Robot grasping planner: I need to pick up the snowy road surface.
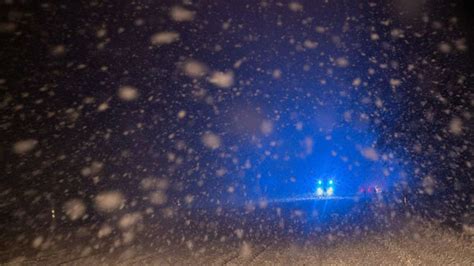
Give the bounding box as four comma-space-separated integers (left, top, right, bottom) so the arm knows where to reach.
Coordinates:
4, 224, 473, 265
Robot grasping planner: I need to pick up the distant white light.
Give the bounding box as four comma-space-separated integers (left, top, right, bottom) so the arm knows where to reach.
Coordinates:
316, 187, 324, 197
326, 187, 334, 196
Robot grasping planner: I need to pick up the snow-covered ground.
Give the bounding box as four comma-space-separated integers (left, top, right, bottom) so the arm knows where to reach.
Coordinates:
4, 222, 472, 265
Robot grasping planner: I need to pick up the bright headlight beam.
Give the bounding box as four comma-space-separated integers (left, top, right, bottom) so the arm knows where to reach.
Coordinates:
326, 187, 334, 196
316, 187, 324, 196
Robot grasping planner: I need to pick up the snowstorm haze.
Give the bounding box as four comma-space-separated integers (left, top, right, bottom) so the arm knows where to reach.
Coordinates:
0, 0, 472, 265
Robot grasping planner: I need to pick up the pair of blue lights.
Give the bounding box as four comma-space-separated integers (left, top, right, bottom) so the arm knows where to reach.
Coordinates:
316, 179, 334, 197
317, 179, 333, 185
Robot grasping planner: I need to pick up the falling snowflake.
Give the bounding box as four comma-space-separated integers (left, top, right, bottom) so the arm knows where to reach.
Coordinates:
150, 31, 180, 45
12, 139, 38, 154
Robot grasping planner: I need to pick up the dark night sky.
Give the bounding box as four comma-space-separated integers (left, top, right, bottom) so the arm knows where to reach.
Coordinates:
0, 0, 472, 229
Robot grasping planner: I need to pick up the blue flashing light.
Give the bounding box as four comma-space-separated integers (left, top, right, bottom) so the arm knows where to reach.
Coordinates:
317, 180, 323, 186
328, 180, 334, 185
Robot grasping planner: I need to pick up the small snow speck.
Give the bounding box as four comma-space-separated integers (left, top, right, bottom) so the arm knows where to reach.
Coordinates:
150, 31, 180, 45
361, 148, 379, 161
390, 78, 401, 87
118, 212, 142, 230
63, 199, 86, 221
288, 2, 303, 12
449, 118, 463, 135
149, 191, 168, 206
260, 120, 273, 135
13, 139, 38, 154
118, 85, 139, 101
182, 60, 207, 78
352, 78, 362, 87
438, 42, 452, 53
335, 57, 349, 67
303, 40, 318, 49
202, 132, 221, 149
239, 241, 253, 258
209, 71, 234, 88
95, 191, 125, 213
170, 6, 195, 22
97, 102, 109, 112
